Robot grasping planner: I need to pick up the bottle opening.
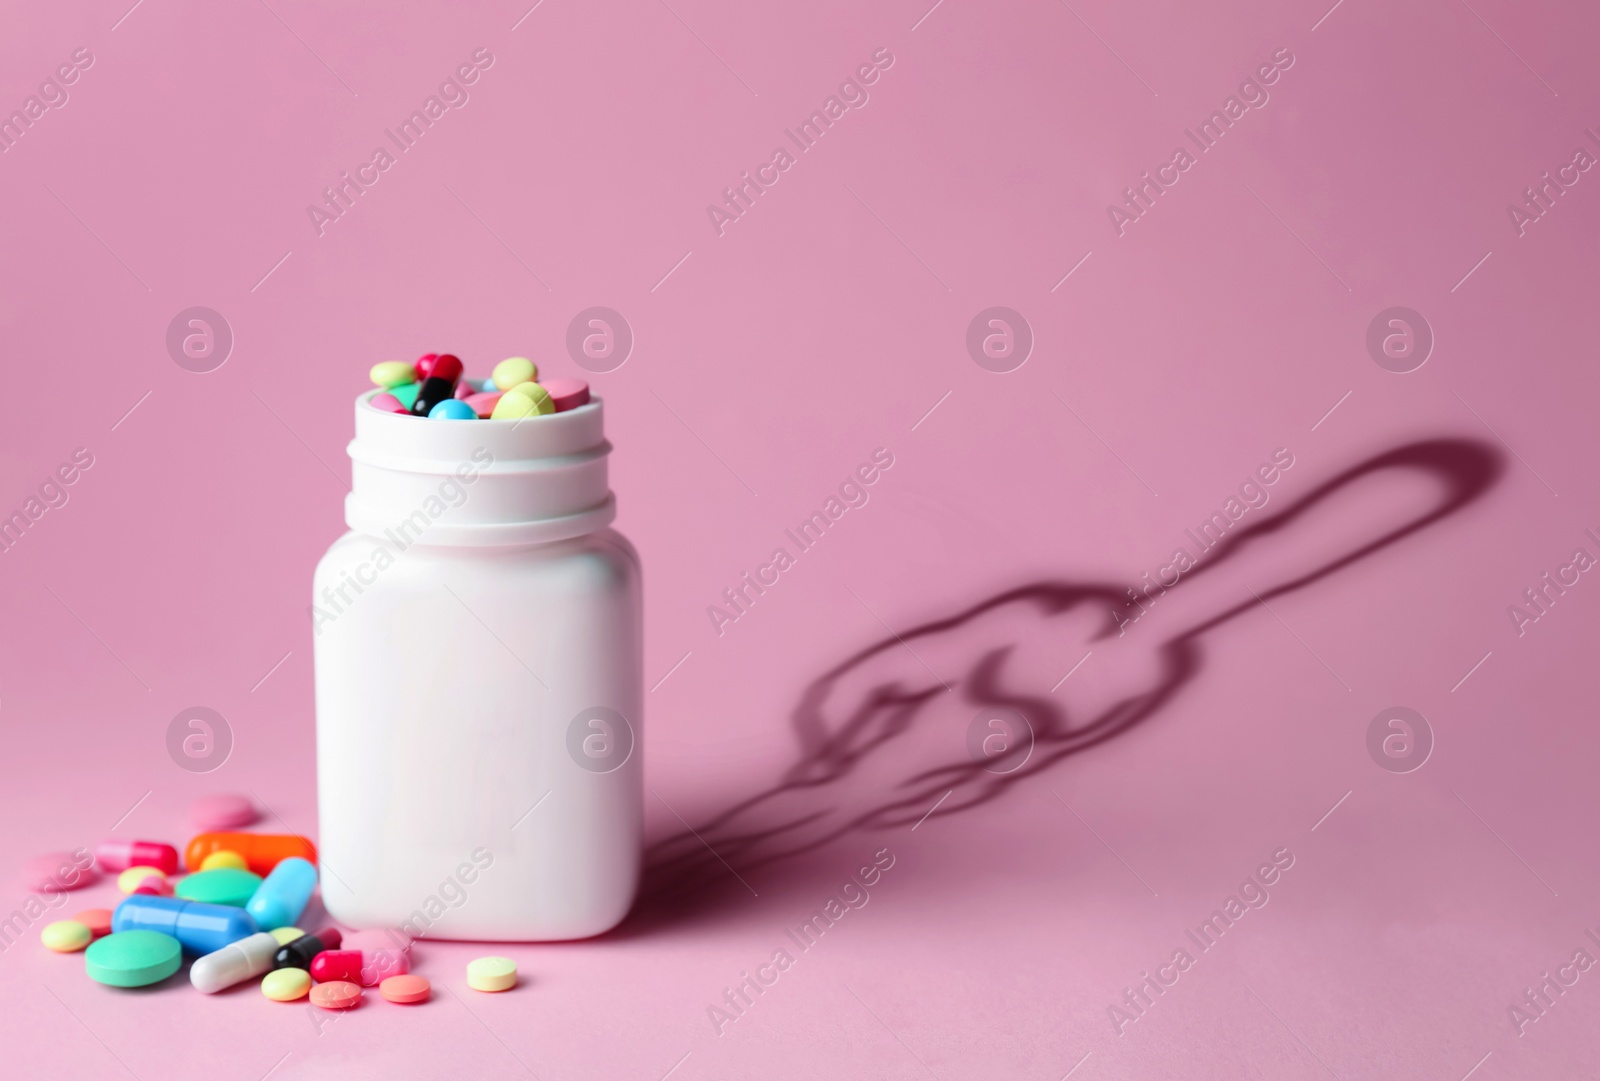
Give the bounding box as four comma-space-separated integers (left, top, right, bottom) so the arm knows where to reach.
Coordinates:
343, 390, 615, 547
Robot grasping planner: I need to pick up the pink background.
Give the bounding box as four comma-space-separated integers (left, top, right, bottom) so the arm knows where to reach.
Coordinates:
3, 0, 1599, 1077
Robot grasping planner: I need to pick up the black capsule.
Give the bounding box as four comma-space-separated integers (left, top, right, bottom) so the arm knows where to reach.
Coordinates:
273, 926, 342, 970
410, 354, 463, 416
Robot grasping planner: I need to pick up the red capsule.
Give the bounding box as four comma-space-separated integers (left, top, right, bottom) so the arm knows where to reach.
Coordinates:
311, 949, 364, 984
95, 840, 179, 875
409, 354, 464, 416
427, 354, 462, 384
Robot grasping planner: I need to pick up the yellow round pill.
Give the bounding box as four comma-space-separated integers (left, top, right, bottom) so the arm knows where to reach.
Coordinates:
262, 967, 312, 1002
269, 926, 305, 946
492, 357, 537, 391
490, 388, 551, 420
117, 867, 164, 894
199, 850, 248, 872
41, 920, 92, 952
370, 360, 416, 388
466, 956, 517, 993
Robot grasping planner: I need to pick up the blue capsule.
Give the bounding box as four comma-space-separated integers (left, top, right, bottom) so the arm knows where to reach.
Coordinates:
245, 856, 317, 931
111, 895, 257, 955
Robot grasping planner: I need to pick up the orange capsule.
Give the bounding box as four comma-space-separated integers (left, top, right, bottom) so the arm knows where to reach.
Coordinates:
186, 832, 317, 876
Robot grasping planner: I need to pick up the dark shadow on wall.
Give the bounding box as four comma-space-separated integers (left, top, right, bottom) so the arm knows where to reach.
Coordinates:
619, 438, 1504, 935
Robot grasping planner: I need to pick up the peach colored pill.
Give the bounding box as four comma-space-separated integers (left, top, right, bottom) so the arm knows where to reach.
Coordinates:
309, 980, 362, 1009
379, 974, 431, 1004
118, 867, 165, 894
73, 909, 113, 938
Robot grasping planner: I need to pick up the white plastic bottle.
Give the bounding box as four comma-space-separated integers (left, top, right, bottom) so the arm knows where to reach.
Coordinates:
312, 389, 641, 941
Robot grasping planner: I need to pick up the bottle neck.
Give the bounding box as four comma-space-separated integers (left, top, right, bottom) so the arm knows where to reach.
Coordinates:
344, 392, 615, 548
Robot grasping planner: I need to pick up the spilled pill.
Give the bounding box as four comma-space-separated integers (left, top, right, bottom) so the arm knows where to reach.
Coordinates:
41, 920, 92, 952
466, 956, 517, 992
309, 980, 362, 1010
380, 974, 431, 1004
24, 852, 95, 892
112, 895, 259, 955
117, 867, 165, 894
245, 856, 316, 931
310, 949, 362, 984
96, 840, 179, 876
175, 868, 262, 908
274, 926, 342, 970
190, 931, 280, 993
73, 909, 113, 939
199, 851, 248, 872
85, 930, 182, 988
262, 967, 312, 1001
189, 794, 259, 832
186, 832, 317, 877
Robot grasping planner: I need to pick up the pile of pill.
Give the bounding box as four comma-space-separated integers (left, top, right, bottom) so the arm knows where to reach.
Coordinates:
30, 795, 520, 1009
368, 353, 591, 420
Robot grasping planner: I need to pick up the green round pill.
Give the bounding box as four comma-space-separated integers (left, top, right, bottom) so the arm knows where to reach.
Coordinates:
174, 868, 262, 907
85, 931, 182, 988
391, 383, 420, 409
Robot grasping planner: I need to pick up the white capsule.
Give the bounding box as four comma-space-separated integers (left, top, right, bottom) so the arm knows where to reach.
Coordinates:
190, 932, 280, 993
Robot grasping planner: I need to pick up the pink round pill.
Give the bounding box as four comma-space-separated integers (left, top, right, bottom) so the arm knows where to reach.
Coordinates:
22, 852, 95, 892
464, 392, 503, 418
542, 377, 590, 412
369, 392, 408, 415
188, 794, 259, 833
453, 379, 477, 400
